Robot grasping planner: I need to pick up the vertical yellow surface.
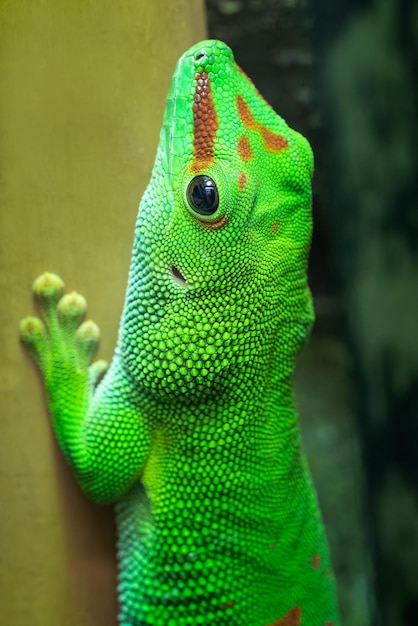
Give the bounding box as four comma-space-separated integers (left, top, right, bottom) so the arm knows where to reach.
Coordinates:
0, 2, 206, 625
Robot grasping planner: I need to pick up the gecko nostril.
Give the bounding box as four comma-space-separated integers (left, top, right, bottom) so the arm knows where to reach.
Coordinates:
194, 52, 207, 61
171, 265, 187, 285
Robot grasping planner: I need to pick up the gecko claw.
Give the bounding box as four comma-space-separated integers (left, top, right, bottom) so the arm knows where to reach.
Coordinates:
33, 272, 65, 307
20, 273, 105, 382
89, 359, 109, 386
19, 315, 48, 367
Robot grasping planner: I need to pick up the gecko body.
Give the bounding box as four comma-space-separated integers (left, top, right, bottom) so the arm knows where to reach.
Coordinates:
20, 40, 340, 625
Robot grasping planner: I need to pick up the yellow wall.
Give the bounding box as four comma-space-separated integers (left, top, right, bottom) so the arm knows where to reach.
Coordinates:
0, 2, 206, 624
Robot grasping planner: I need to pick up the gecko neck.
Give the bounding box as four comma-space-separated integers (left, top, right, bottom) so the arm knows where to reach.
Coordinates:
116, 350, 324, 624
142, 356, 303, 499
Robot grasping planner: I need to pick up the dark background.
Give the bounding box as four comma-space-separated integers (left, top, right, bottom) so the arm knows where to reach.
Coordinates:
206, 1, 418, 625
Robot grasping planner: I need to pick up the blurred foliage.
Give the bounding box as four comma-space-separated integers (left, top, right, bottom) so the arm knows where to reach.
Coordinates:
314, 0, 418, 624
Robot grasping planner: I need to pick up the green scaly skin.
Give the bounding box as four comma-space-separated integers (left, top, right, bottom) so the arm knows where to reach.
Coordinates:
20, 40, 340, 625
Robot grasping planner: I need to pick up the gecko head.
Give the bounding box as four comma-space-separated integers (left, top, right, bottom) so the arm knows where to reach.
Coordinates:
121, 40, 314, 398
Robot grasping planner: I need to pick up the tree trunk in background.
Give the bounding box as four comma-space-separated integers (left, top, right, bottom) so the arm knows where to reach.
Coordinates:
312, 0, 418, 624
0, 2, 206, 625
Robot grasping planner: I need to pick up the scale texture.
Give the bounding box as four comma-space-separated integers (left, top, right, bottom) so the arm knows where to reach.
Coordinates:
20, 40, 340, 625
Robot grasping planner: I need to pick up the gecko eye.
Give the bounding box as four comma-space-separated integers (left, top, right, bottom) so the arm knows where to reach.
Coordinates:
186, 176, 219, 216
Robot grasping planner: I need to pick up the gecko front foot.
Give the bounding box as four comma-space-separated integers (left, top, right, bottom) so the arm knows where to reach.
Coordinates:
20, 272, 108, 390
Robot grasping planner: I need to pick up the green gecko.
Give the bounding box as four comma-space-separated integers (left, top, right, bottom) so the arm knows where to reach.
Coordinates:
20, 40, 340, 625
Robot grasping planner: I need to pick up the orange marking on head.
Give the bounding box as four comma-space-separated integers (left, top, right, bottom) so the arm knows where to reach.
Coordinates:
237, 65, 274, 110
238, 172, 247, 191
237, 94, 256, 128
237, 135, 253, 161
190, 71, 218, 173
311, 553, 321, 570
236, 94, 288, 153
237, 65, 254, 85
266, 606, 302, 626
261, 127, 288, 152
271, 220, 280, 233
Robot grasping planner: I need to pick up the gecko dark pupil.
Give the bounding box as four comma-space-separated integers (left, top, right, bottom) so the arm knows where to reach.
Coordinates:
187, 175, 219, 216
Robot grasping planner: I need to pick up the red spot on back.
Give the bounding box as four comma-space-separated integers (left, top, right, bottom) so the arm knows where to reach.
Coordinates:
217, 599, 235, 611
190, 71, 218, 173
266, 606, 302, 626
271, 220, 280, 233
324, 622, 335, 626
236, 94, 288, 153
326, 568, 334, 580
311, 553, 321, 570
237, 135, 253, 161
238, 172, 247, 190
